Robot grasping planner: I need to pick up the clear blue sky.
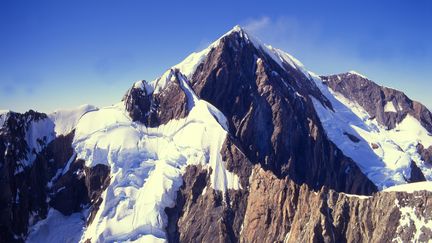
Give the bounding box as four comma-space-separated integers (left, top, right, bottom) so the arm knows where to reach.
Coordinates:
1, 0, 431, 112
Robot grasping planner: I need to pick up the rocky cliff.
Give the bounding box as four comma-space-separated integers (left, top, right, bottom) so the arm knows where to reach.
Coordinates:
0, 26, 431, 243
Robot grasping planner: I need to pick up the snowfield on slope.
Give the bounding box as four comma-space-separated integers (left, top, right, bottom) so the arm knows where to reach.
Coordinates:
308, 71, 432, 189
72, 74, 240, 242
383, 181, 432, 193
49, 104, 98, 136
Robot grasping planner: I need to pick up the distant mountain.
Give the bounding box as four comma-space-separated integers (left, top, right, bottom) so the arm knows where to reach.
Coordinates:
1, 26, 431, 243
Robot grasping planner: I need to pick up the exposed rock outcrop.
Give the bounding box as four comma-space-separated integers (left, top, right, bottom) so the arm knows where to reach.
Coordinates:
0, 111, 54, 241
321, 72, 432, 133
417, 143, 432, 166
189, 29, 376, 195
240, 167, 432, 243
123, 70, 190, 127
166, 164, 248, 243
0, 111, 111, 242
2, 26, 432, 243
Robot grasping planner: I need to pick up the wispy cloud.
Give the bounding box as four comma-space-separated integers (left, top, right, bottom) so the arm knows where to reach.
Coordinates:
243, 16, 271, 34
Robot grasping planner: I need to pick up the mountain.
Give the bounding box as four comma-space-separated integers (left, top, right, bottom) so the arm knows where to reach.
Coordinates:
0, 26, 431, 243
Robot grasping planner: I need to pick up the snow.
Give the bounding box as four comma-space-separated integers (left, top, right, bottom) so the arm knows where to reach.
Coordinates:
309, 72, 432, 189
151, 25, 312, 95
0, 110, 9, 128
393, 198, 432, 242
133, 80, 154, 94
383, 181, 432, 193
172, 47, 212, 79
20, 118, 56, 168
283, 231, 291, 243
151, 70, 174, 94
73, 72, 240, 242
49, 104, 98, 136
243, 31, 311, 79
384, 101, 397, 113
348, 70, 368, 79
27, 208, 86, 243
343, 193, 371, 200
61, 152, 77, 176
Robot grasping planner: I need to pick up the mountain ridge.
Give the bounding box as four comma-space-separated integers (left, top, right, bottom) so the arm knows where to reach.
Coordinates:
0, 25, 431, 242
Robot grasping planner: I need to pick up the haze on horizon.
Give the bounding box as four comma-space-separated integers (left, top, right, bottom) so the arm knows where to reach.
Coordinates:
1, 0, 431, 113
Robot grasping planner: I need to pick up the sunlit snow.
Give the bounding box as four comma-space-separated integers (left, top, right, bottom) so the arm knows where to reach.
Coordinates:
49, 104, 98, 136
73, 73, 240, 242
309, 71, 432, 189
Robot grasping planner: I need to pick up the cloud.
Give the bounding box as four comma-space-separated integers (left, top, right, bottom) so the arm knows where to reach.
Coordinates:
243, 16, 271, 34
241, 16, 322, 51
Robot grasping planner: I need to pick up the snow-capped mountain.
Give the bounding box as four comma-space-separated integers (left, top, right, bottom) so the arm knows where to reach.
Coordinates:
0, 26, 431, 243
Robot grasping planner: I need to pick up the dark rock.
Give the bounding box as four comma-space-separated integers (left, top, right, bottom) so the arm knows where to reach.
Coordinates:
321, 72, 432, 133
123, 70, 190, 127
166, 165, 248, 243
0, 111, 53, 241
49, 159, 88, 215
371, 143, 380, 149
408, 161, 426, 183
189, 29, 376, 195
343, 132, 361, 143
122, 80, 154, 124
417, 143, 432, 166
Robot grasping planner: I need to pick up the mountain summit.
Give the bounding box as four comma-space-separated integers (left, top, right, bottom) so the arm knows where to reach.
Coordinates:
1, 26, 431, 243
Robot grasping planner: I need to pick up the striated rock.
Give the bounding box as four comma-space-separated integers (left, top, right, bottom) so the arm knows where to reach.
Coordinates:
240, 167, 432, 243
166, 165, 248, 243
3, 26, 432, 242
189, 29, 376, 195
321, 72, 432, 133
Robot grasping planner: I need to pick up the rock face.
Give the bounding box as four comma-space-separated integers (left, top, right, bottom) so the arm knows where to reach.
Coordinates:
123, 70, 190, 127
189, 29, 376, 195
163, 29, 431, 243
1, 26, 432, 242
417, 143, 432, 166
321, 72, 432, 133
0, 111, 110, 242
240, 167, 432, 243
0, 111, 53, 241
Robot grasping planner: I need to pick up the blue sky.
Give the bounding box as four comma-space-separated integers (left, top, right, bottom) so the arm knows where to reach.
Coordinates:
1, 0, 431, 112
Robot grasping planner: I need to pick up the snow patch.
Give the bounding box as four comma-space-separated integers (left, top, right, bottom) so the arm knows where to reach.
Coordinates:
19, 118, 56, 169
393, 198, 432, 242
383, 181, 432, 193
348, 70, 368, 79
343, 193, 371, 200
27, 209, 86, 243
133, 80, 154, 94
0, 111, 9, 128
384, 101, 397, 113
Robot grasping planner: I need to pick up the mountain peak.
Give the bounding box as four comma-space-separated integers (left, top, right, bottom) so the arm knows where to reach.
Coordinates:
347, 70, 368, 79
220, 24, 251, 42
231, 24, 244, 33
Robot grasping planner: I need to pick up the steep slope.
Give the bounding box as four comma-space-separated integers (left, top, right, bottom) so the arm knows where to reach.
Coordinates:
0, 26, 431, 243
123, 26, 432, 242
311, 72, 432, 187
